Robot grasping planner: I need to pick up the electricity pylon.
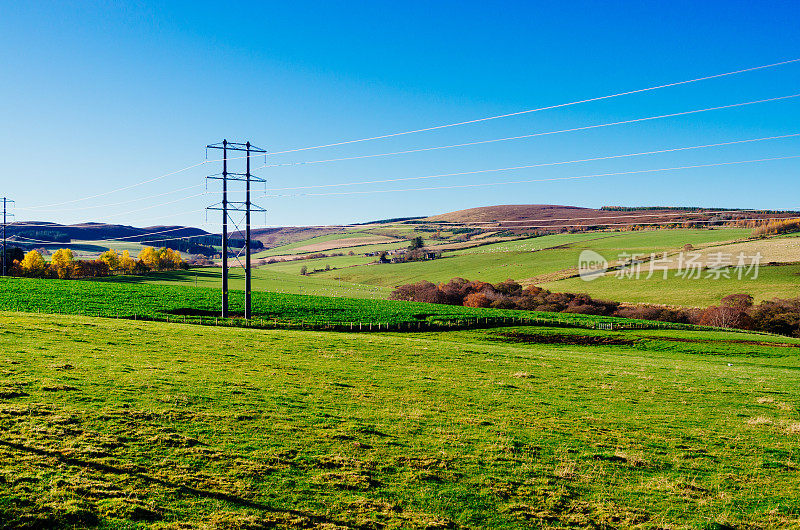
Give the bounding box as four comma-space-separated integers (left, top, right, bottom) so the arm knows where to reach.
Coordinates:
206, 140, 266, 319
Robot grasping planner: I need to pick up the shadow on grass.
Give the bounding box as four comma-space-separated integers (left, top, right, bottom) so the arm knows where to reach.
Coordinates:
92, 269, 222, 285
0, 437, 351, 527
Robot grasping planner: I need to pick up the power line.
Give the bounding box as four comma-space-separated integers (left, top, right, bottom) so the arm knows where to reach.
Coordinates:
18, 161, 208, 211
255, 93, 800, 167
264, 154, 800, 198
266, 57, 800, 155
97, 192, 209, 219
263, 133, 800, 191
23, 184, 206, 213
14, 89, 799, 216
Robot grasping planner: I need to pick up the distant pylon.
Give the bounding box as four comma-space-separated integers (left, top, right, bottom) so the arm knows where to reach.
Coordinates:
1, 198, 14, 277
206, 140, 266, 319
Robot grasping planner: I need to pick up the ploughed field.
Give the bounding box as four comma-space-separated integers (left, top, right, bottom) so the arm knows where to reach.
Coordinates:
1, 312, 799, 528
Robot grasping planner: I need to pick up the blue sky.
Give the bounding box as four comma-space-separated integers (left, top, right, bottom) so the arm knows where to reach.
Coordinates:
2, 0, 799, 228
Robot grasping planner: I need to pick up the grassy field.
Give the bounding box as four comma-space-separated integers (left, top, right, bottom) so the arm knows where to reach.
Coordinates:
543, 264, 800, 306
260, 255, 378, 274
114, 267, 392, 300
0, 276, 641, 329
253, 231, 408, 258
1, 311, 799, 528
453, 229, 752, 255
312, 229, 754, 288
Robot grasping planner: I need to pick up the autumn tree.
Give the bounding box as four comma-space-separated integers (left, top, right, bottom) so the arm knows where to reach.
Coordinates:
159, 248, 184, 270
119, 250, 136, 274
50, 248, 75, 279
138, 247, 159, 270
20, 250, 47, 277
99, 249, 120, 271
137, 246, 183, 272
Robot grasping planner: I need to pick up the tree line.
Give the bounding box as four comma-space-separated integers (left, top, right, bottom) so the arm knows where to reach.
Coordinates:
6, 247, 185, 279
389, 278, 800, 337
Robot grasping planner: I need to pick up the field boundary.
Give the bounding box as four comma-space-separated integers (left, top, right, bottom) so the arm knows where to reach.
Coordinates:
4, 307, 698, 334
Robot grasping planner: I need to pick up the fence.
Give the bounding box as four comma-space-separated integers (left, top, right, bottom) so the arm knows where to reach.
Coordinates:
15, 306, 690, 333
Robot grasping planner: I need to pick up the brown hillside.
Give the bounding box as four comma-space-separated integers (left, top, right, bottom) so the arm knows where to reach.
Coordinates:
426, 205, 593, 224
424, 204, 797, 229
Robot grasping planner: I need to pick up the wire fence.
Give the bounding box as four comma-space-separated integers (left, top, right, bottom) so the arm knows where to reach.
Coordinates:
17, 306, 689, 333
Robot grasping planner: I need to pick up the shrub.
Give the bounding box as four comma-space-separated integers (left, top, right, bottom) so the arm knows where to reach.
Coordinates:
750, 298, 800, 337
389, 278, 619, 316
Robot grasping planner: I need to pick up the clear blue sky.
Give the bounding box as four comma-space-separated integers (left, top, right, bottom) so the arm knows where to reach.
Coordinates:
2, 0, 799, 228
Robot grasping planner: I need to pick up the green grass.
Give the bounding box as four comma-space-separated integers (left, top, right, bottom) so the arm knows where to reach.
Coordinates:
1, 312, 799, 527
253, 231, 401, 258
0, 276, 636, 328
312, 229, 774, 304
114, 267, 392, 300
260, 254, 377, 273
543, 264, 800, 306
314, 248, 584, 286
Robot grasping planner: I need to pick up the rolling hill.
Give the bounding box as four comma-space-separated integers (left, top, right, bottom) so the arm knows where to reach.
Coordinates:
423, 204, 799, 229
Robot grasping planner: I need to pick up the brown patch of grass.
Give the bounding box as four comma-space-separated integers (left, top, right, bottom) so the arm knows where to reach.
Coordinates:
747, 416, 773, 426
316, 471, 377, 491
41, 384, 78, 392
146, 431, 206, 448
785, 423, 800, 434
554, 461, 577, 480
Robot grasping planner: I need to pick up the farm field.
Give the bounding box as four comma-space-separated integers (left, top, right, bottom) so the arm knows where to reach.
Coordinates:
454, 229, 752, 255
542, 263, 800, 306
0, 276, 638, 329
259, 255, 379, 274
110, 267, 392, 300
253, 231, 408, 258
1, 312, 799, 527
312, 229, 756, 290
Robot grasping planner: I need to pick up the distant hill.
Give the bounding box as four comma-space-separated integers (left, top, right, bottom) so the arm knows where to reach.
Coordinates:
425, 205, 594, 224
7, 222, 209, 245
423, 204, 797, 229
237, 227, 348, 248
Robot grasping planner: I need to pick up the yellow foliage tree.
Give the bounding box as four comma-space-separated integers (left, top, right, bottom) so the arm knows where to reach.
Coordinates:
50, 248, 75, 279
160, 248, 183, 270
137, 246, 183, 272
20, 250, 47, 277
138, 246, 159, 270
99, 249, 120, 271
119, 250, 136, 274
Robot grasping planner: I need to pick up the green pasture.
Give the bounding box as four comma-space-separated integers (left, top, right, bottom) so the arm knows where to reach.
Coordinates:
253, 231, 401, 258
0, 276, 635, 328
313, 248, 584, 286
1, 312, 799, 527
313, 231, 750, 288
543, 264, 800, 306
259, 255, 377, 274
118, 267, 391, 299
